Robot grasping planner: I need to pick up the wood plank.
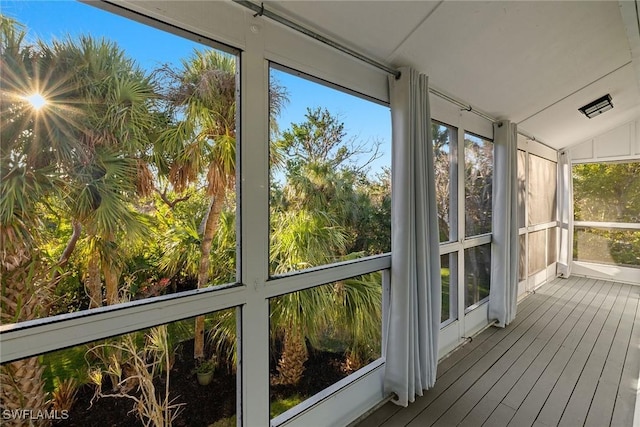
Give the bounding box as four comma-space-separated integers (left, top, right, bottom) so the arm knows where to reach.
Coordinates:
584, 283, 640, 427
507, 281, 620, 427
432, 276, 601, 426
537, 283, 629, 426
377, 278, 580, 426
360, 285, 553, 427
437, 278, 565, 377
501, 280, 611, 412
357, 282, 557, 427
482, 403, 516, 427
357, 277, 640, 427
402, 277, 590, 426
457, 277, 605, 426
437, 325, 500, 376
357, 401, 402, 427
611, 284, 640, 427
559, 283, 633, 427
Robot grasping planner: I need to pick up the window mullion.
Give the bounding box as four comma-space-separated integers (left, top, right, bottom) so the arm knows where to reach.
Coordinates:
239, 22, 271, 427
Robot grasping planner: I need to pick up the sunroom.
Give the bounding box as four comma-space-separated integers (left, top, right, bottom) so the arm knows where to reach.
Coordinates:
0, 1, 638, 426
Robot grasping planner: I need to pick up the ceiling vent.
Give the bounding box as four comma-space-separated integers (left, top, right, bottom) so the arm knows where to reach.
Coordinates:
578, 94, 613, 118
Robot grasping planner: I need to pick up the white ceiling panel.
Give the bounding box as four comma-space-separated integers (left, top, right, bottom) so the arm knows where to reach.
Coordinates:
264, 1, 441, 61
389, 1, 631, 121
517, 63, 640, 149
265, 0, 638, 149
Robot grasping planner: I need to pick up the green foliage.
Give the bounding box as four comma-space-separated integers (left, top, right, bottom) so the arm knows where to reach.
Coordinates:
280, 107, 350, 167
464, 135, 493, 236
441, 267, 450, 322
333, 273, 382, 363
572, 162, 640, 268
432, 123, 454, 242
210, 415, 237, 427
573, 162, 640, 222
3, 16, 390, 407
574, 228, 640, 267
41, 347, 88, 394
270, 395, 304, 418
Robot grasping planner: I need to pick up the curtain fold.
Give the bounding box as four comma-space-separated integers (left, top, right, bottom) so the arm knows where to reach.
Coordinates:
488, 121, 518, 327
557, 150, 573, 277
384, 67, 441, 407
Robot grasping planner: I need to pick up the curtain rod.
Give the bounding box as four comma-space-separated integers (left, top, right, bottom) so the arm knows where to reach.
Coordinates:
430, 88, 556, 148
232, 0, 401, 78
429, 87, 497, 123
233, 0, 549, 148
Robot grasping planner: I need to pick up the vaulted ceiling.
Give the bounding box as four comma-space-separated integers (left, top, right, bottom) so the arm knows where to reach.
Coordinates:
262, 0, 640, 150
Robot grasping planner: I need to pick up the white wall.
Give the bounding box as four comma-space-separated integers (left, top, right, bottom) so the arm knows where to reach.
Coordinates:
567, 117, 640, 162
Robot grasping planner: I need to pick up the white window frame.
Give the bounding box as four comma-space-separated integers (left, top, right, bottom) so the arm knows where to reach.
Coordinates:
431, 102, 495, 356
517, 136, 559, 296
570, 160, 640, 285
0, 2, 393, 427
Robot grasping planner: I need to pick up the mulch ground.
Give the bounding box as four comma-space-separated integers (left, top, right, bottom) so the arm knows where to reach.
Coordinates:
55, 339, 352, 426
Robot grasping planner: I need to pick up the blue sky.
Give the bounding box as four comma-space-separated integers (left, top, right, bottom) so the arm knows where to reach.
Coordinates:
2, 0, 391, 175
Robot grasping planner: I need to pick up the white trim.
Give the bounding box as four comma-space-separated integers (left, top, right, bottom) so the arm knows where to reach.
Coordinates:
274, 361, 386, 427
574, 221, 640, 230
528, 141, 557, 163
439, 241, 460, 255
438, 320, 462, 358
462, 234, 492, 248
0, 285, 246, 363
528, 221, 559, 233
463, 301, 490, 337
239, 25, 272, 425
430, 95, 493, 142
111, 0, 390, 103
573, 155, 640, 164
572, 261, 640, 285
96, 0, 247, 51
266, 255, 391, 297
518, 135, 557, 163
566, 118, 640, 163
464, 298, 489, 315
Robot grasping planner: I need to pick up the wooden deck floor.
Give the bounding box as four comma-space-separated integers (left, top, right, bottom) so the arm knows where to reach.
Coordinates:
358, 276, 640, 427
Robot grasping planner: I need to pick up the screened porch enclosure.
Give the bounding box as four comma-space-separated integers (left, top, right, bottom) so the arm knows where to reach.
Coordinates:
1, 1, 639, 427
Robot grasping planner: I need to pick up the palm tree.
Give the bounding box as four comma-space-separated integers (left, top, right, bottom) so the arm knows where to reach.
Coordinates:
36, 35, 158, 307
159, 49, 287, 360
159, 51, 236, 361
267, 109, 385, 384
1, 17, 159, 421
0, 15, 58, 424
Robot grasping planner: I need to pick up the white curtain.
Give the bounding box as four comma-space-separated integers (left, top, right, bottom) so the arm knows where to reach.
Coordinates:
557, 150, 573, 277
384, 67, 441, 407
488, 121, 518, 327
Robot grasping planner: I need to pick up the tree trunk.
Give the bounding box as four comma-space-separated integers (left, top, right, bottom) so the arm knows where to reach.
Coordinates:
194, 190, 226, 360
103, 233, 121, 305
86, 251, 102, 308
51, 220, 82, 286
273, 330, 308, 385
103, 262, 121, 305
0, 357, 49, 427
1, 248, 51, 426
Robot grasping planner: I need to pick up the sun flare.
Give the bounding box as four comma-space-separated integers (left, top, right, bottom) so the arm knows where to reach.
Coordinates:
25, 93, 47, 110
